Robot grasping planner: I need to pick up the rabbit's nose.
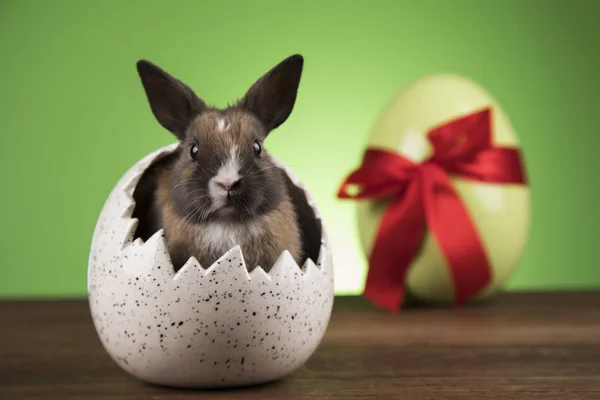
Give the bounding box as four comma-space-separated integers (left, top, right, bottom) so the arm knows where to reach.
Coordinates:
216, 179, 242, 192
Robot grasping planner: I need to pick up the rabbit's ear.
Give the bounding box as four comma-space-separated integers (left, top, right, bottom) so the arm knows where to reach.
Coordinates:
136, 60, 206, 140
239, 54, 304, 133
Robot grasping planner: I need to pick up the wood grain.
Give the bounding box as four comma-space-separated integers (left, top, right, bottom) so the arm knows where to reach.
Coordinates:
1, 293, 599, 399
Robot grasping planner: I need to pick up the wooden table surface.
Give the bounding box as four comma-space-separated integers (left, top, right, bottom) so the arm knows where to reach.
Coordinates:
1, 292, 599, 399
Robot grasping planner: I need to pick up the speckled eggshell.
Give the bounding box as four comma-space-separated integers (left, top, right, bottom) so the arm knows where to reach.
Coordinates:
87, 143, 334, 389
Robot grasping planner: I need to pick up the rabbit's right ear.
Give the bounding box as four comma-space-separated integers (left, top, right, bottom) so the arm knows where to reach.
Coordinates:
136, 60, 206, 140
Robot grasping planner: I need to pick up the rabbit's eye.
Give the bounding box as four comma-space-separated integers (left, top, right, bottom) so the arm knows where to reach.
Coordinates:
190, 144, 199, 158
253, 141, 262, 158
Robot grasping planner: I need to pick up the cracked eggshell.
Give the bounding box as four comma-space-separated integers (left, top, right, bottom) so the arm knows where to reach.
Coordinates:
87, 143, 334, 389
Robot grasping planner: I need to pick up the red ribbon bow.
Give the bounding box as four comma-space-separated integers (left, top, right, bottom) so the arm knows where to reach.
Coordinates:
337, 108, 528, 312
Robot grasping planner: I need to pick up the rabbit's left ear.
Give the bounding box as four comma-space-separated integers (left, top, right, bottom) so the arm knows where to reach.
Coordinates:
136, 60, 207, 141
239, 54, 304, 133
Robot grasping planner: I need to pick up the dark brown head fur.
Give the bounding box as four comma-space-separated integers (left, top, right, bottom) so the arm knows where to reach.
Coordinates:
136, 55, 303, 223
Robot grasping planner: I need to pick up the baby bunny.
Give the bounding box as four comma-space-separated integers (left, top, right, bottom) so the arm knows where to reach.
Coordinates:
134, 55, 305, 272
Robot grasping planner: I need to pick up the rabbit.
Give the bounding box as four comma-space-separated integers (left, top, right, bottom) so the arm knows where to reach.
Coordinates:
133, 54, 305, 273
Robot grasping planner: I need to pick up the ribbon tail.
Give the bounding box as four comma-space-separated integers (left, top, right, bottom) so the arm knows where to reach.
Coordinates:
421, 164, 492, 305
363, 178, 426, 312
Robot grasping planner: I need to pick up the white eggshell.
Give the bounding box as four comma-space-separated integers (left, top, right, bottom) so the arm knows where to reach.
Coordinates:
87, 144, 334, 389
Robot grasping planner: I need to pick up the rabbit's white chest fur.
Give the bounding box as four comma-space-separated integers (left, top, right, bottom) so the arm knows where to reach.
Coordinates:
196, 220, 263, 256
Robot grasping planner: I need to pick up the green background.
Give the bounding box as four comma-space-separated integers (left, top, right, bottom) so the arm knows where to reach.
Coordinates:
1, 0, 598, 299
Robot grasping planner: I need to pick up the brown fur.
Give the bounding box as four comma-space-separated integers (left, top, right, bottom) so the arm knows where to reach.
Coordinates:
135, 55, 305, 272
155, 169, 302, 271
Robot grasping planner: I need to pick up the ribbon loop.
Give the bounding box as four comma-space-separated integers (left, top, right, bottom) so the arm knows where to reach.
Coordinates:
337, 149, 417, 200
428, 108, 492, 164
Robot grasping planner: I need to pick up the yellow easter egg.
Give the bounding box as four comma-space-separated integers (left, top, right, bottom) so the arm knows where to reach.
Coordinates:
356, 74, 530, 305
